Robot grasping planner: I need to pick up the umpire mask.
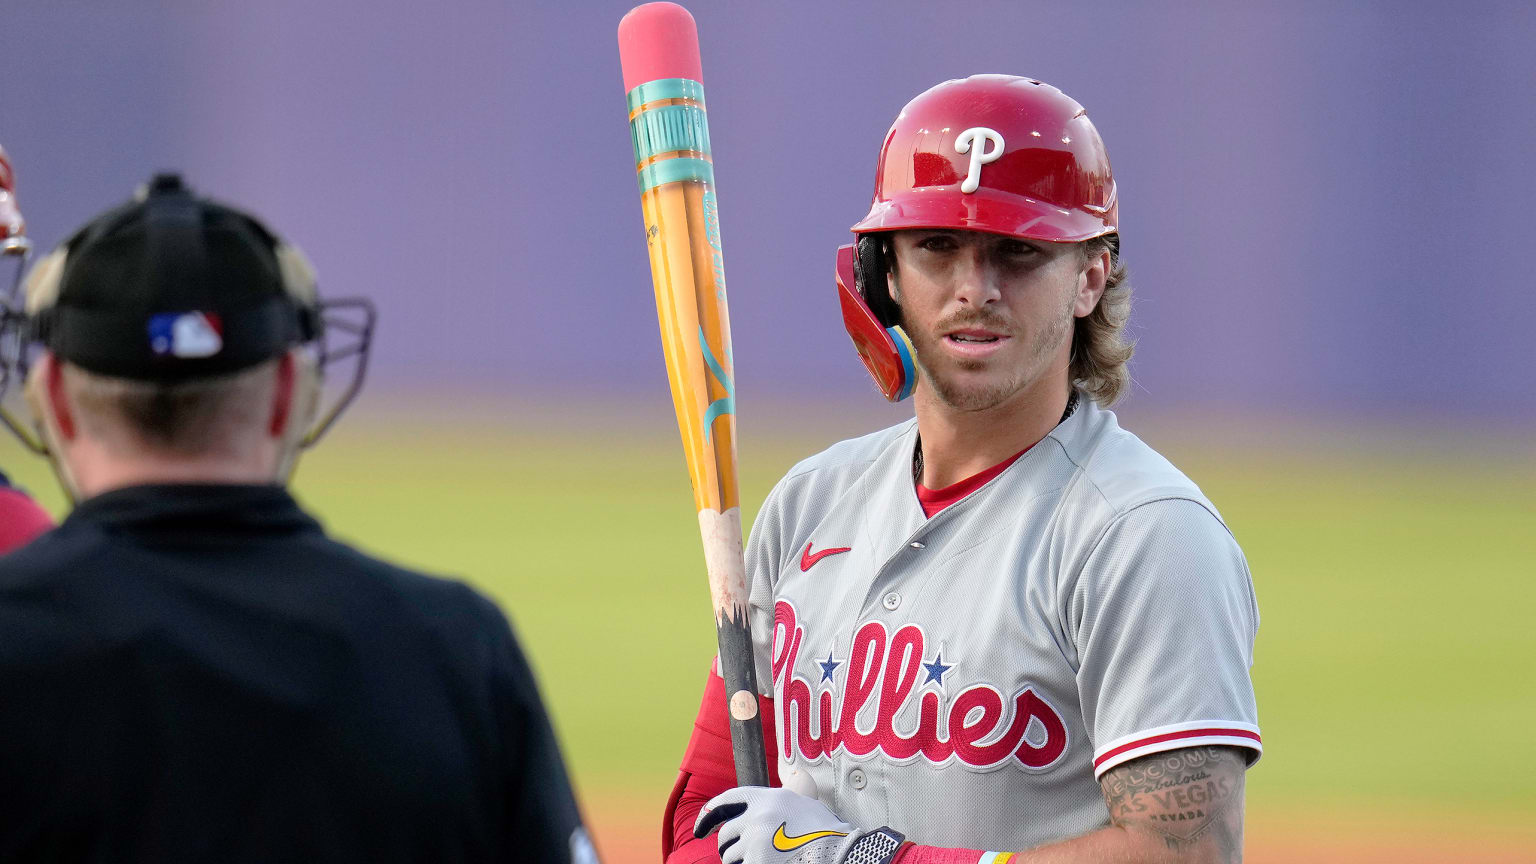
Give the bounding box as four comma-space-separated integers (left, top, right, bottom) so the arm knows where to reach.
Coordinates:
0, 174, 376, 497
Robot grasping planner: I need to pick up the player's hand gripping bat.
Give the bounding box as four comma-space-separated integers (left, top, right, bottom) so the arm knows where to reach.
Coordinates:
618, 3, 770, 786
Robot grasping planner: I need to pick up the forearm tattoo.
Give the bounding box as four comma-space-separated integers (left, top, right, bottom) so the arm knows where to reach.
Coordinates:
1099, 745, 1246, 861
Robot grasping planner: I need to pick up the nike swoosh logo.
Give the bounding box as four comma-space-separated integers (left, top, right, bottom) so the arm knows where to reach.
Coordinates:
772, 823, 849, 851
800, 541, 852, 572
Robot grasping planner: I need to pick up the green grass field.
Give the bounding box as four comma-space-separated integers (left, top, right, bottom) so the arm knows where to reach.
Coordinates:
3, 406, 1533, 845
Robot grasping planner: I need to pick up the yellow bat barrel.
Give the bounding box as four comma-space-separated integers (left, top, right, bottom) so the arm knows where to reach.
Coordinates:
620, 2, 768, 787
629, 83, 739, 520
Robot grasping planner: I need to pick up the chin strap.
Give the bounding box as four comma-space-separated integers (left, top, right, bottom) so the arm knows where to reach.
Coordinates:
836, 243, 915, 402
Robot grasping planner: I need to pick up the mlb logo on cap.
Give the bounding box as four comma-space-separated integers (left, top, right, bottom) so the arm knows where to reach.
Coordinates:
148, 311, 224, 359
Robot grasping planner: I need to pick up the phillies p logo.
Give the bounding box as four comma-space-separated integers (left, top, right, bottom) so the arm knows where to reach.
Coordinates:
955, 127, 1004, 194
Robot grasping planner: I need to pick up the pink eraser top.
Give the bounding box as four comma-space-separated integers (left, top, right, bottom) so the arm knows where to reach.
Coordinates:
618, 2, 703, 93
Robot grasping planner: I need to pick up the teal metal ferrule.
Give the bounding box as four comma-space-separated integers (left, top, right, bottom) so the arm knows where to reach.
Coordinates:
628, 78, 713, 192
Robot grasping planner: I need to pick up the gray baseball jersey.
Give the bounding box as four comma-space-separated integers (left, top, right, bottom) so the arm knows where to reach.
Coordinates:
745, 396, 1260, 851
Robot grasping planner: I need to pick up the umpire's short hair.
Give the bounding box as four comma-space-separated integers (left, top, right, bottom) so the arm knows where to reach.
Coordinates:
64, 357, 280, 457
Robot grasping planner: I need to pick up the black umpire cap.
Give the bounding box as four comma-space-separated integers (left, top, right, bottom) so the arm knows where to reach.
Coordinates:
27, 173, 321, 382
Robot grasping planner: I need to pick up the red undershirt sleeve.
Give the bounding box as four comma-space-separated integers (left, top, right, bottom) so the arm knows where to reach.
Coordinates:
663, 661, 779, 864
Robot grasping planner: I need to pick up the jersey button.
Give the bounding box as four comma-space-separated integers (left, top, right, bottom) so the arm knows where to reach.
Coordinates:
849, 768, 867, 790
882, 592, 901, 610
909, 541, 925, 549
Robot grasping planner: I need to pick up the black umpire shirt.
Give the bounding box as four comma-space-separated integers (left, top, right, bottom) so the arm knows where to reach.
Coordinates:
0, 484, 591, 863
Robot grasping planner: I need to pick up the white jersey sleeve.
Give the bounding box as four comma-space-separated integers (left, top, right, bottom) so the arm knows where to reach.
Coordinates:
1066, 497, 1261, 777
745, 475, 790, 695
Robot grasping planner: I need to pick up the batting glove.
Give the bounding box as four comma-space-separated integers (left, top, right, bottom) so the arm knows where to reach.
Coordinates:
694, 786, 906, 864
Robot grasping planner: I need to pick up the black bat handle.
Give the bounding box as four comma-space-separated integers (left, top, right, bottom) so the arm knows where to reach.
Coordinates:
716, 613, 770, 786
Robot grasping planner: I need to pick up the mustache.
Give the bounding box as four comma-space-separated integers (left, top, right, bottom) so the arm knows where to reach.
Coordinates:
930, 309, 1014, 334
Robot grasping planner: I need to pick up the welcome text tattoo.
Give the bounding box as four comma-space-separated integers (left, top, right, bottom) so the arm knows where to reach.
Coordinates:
1099, 745, 1246, 861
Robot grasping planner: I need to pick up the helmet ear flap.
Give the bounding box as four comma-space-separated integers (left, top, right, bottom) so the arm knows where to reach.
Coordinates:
854, 234, 900, 328
837, 243, 916, 402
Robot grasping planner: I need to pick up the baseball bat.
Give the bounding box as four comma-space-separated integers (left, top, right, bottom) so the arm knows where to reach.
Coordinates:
617, 2, 770, 787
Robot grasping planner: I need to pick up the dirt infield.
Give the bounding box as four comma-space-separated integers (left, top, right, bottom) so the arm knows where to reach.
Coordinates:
1246, 810, 1536, 864
584, 793, 1536, 864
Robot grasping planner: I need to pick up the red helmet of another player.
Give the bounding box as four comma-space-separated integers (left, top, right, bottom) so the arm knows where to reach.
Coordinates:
0, 145, 31, 316
0, 146, 28, 259
0, 144, 33, 446
838, 75, 1118, 401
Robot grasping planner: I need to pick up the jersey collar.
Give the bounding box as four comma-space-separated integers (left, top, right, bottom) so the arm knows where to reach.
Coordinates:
64, 483, 321, 535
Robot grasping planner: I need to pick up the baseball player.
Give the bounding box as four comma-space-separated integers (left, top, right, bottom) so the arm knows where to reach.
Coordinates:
665, 75, 1260, 864
0, 174, 598, 863
0, 145, 56, 551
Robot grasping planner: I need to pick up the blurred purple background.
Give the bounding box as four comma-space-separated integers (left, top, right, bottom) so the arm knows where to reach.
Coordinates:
6, 0, 1534, 424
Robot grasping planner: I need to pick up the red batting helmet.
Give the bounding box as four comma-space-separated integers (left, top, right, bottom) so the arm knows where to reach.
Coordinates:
0, 145, 33, 443
0, 145, 29, 263
837, 75, 1118, 401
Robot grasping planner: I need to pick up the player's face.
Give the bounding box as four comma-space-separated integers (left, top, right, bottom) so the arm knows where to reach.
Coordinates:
888, 229, 1104, 413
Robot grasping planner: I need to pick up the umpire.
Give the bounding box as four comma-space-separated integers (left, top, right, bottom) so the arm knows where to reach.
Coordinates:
0, 175, 597, 863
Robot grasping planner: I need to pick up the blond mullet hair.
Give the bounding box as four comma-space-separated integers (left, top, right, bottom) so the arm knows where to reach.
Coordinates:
1072, 234, 1133, 406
